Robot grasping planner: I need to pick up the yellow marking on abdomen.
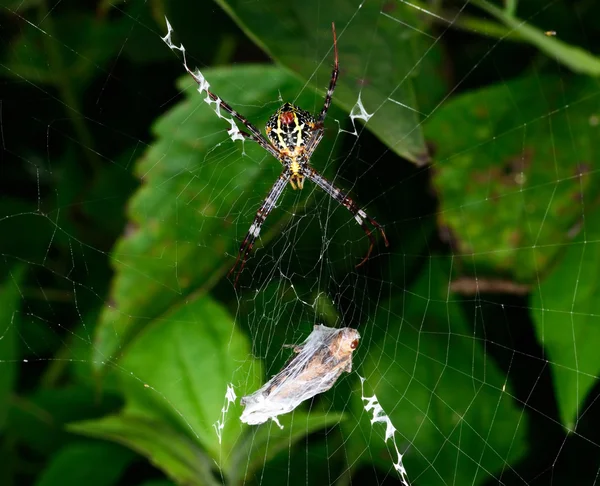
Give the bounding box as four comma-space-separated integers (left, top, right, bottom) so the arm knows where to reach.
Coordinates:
289, 160, 304, 190
290, 160, 301, 175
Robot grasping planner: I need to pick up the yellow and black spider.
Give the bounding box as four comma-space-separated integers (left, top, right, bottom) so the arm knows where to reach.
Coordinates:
165, 22, 388, 284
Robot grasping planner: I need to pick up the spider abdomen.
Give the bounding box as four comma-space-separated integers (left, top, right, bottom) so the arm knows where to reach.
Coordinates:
288, 159, 304, 190
266, 102, 317, 156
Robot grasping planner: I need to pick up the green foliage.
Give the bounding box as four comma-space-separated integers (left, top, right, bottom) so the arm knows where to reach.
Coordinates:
0, 267, 25, 431
351, 260, 527, 482
2, 0, 600, 485
531, 212, 600, 429
426, 75, 600, 281
70, 415, 221, 486
472, 0, 600, 76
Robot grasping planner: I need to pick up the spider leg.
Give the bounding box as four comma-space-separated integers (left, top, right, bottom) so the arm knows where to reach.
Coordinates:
301, 23, 336, 161
301, 167, 388, 267
303, 127, 325, 158
317, 22, 339, 124
163, 21, 280, 159
201, 89, 280, 159
229, 171, 291, 286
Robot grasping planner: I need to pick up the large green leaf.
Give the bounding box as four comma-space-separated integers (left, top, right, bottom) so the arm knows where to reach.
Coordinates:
426, 74, 600, 282
351, 259, 527, 484
69, 415, 217, 486
117, 294, 261, 466
531, 207, 600, 429
71, 410, 345, 486
94, 64, 343, 364
35, 441, 135, 486
212, 0, 429, 164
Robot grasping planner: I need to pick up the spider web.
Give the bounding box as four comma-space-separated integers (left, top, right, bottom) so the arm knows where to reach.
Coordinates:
2, 1, 600, 485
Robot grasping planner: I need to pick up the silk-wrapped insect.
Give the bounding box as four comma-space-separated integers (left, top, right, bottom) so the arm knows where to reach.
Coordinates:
240, 325, 360, 427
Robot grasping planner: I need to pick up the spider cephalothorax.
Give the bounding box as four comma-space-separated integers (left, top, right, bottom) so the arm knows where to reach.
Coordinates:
165, 21, 388, 285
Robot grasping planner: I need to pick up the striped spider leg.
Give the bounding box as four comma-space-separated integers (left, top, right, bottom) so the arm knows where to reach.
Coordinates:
162, 17, 279, 159
301, 166, 389, 267
164, 19, 387, 286
227, 172, 290, 284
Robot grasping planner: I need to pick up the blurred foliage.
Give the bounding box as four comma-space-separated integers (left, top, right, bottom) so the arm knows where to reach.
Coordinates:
2, 0, 600, 485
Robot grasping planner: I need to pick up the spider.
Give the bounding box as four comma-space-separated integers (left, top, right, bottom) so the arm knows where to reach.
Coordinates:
166, 21, 388, 284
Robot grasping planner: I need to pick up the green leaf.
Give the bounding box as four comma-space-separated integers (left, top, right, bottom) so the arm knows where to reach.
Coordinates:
232, 411, 345, 483
352, 259, 527, 484
0, 266, 25, 431
35, 441, 135, 486
117, 293, 262, 467
426, 74, 600, 281
531, 208, 600, 429
504, 0, 518, 17
69, 415, 218, 486
94, 64, 342, 364
472, 0, 600, 77
212, 0, 429, 164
